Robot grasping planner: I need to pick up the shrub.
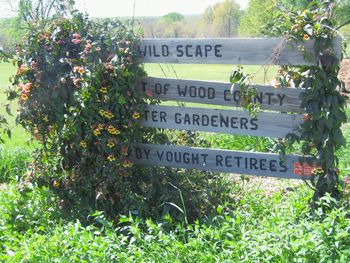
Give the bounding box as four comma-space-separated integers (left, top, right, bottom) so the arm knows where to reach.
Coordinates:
8, 13, 233, 221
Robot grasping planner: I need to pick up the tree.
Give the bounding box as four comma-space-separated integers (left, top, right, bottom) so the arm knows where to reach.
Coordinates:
201, 0, 243, 37
154, 12, 185, 38
3, 0, 75, 26
162, 12, 184, 23
238, 0, 278, 36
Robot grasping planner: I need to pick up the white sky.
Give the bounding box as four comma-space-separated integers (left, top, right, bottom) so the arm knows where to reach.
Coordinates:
0, 0, 249, 18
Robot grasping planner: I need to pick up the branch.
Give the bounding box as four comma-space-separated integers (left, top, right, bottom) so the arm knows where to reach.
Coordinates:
4, 0, 19, 12
336, 19, 350, 30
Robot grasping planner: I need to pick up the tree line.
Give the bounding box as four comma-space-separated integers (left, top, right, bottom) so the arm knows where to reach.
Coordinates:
0, 0, 350, 50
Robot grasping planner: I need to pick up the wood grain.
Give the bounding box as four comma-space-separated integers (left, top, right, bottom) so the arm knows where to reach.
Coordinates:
139, 77, 304, 113
137, 38, 342, 65
141, 105, 303, 138
131, 143, 313, 180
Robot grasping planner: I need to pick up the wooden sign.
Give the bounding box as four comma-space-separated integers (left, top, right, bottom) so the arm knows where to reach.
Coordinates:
131, 143, 314, 180
141, 105, 303, 138
139, 77, 304, 113
137, 38, 341, 65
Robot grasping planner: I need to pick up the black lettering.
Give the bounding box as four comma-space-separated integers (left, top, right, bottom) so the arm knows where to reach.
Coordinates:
260, 159, 267, 171
138, 45, 147, 56
198, 87, 206, 99
220, 115, 229, 128
141, 82, 148, 92
279, 161, 288, 172
176, 45, 184, 57
211, 115, 218, 127
144, 149, 151, 159
162, 45, 169, 56
231, 117, 238, 129
233, 90, 241, 103
163, 84, 169, 95
174, 152, 181, 163
269, 160, 277, 172
152, 111, 158, 122
175, 113, 181, 124
202, 115, 209, 126
155, 83, 162, 95
202, 154, 209, 164
184, 114, 191, 125
234, 156, 243, 167
250, 158, 258, 170
254, 92, 263, 104
204, 45, 212, 57
208, 88, 215, 99
225, 156, 233, 167
135, 148, 142, 159
166, 151, 173, 162
195, 45, 203, 57
156, 150, 164, 161
149, 45, 152, 56
153, 46, 160, 57
216, 155, 223, 166
277, 94, 286, 106
193, 114, 200, 126
224, 90, 231, 101
144, 110, 150, 121
250, 118, 258, 130
266, 92, 274, 105
215, 45, 222, 57
178, 85, 187, 97
185, 45, 193, 57
189, 86, 196, 97
183, 153, 190, 164
192, 153, 199, 165
160, 111, 166, 123
240, 118, 249, 129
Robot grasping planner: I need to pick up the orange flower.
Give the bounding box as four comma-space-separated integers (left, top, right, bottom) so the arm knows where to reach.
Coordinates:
74, 66, 85, 74
23, 83, 32, 93
303, 34, 310, 41
21, 94, 29, 101
17, 64, 29, 75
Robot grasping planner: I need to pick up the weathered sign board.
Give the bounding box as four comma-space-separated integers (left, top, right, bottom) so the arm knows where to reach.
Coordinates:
141, 105, 303, 138
131, 38, 341, 179
138, 38, 341, 65
139, 77, 305, 113
131, 144, 315, 179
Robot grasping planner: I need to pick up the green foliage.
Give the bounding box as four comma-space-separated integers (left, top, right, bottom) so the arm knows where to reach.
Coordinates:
1, 175, 350, 262
8, 13, 161, 218
162, 12, 184, 22
0, 148, 30, 183
238, 0, 278, 36
263, 1, 347, 204
201, 0, 243, 37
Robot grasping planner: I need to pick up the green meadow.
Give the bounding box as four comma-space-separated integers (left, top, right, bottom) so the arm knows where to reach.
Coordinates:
1, 62, 350, 262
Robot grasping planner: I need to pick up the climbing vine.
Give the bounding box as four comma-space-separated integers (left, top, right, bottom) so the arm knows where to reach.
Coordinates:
231, 1, 347, 207
268, 1, 347, 206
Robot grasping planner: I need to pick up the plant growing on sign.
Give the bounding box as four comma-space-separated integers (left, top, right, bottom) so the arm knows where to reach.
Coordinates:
7, 13, 162, 216
262, 0, 348, 206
